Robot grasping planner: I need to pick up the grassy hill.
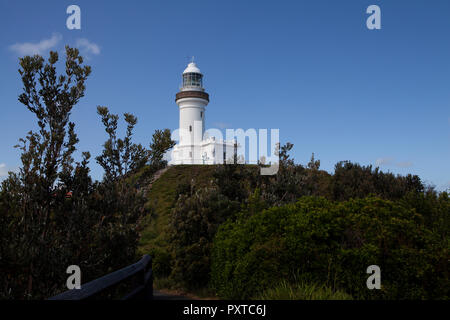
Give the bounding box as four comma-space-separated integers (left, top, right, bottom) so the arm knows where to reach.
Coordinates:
137, 165, 217, 258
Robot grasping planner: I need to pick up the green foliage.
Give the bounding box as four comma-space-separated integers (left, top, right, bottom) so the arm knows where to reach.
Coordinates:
255, 279, 353, 300
96, 106, 149, 182
148, 129, 176, 168
241, 188, 268, 217
211, 196, 449, 299
0, 47, 146, 299
135, 142, 446, 299
137, 165, 219, 280
147, 247, 172, 278
258, 145, 333, 205
168, 184, 240, 289
258, 143, 424, 205
400, 190, 449, 241
135, 142, 447, 299
332, 161, 424, 201
212, 164, 255, 202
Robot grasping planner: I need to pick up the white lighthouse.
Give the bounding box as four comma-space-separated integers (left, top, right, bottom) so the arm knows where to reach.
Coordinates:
170, 61, 235, 165
177, 62, 208, 147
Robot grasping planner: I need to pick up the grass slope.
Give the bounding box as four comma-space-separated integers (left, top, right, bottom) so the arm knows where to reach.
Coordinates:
137, 165, 217, 257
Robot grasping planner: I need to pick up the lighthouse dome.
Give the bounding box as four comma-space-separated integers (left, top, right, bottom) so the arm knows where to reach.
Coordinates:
183, 62, 202, 75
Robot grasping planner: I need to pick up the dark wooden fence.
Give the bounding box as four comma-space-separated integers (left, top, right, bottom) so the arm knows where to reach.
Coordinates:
48, 255, 153, 300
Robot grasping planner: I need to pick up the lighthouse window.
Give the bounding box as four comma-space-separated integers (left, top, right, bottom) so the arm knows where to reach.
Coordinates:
200, 111, 203, 118
183, 73, 202, 88
189, 125, 192, 132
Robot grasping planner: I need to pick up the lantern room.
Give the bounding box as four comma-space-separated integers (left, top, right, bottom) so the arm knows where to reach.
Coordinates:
181, 62, 204, 91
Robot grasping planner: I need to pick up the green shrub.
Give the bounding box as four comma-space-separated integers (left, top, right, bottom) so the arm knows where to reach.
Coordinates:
168, 186, 240, 289
148, 247, 172, 278
211, 196, 448, 299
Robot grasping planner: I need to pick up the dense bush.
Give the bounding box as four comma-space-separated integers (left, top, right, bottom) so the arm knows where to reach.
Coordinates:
252, 150, 425, 206
211, 196, 449, 299
168, 185, 240, 289
332, 161, 424, 201
147, 247, 172, 278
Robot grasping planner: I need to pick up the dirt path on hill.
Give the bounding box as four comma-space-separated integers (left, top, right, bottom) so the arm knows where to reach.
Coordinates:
140, 167, 169, 196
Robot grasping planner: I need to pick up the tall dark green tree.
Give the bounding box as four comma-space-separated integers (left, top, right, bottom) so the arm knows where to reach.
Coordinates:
0, 46, 91, 298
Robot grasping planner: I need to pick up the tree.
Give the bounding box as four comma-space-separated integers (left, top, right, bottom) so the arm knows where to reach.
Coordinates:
96, 106, 149, 182
16, 46, 91, 192
307, 153, 320, 170
0, 47, 146, 299
148, 129, 175, 168
332, 161, 425, 201
259, 142, 304, 205
0, 46, 91, 298
279, 142, 294, 167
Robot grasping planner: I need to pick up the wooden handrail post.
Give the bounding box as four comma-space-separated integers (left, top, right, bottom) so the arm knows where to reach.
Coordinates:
144, 257, 153, 299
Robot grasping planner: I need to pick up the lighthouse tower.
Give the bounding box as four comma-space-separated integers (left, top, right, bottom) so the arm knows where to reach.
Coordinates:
170, 61, 236, 165
176, 62, 209, 146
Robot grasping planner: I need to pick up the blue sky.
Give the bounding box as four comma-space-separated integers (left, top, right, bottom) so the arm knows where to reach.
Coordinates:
0, 0, 449, 190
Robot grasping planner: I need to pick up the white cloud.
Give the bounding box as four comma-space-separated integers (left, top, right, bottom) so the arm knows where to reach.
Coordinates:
0, 164, 19, 181
76, 38, 100, 56
9, 33, 62, 56
375, 157, 413, 168
375, 157, 394, 166
0, 163, 8, 178
396, 161, 413, 168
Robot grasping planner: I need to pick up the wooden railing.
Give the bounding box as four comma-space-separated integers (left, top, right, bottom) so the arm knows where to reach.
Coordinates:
48, 255, 153, 300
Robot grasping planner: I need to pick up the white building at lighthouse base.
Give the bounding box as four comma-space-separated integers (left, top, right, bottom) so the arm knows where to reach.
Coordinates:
170, 136, 236, 165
